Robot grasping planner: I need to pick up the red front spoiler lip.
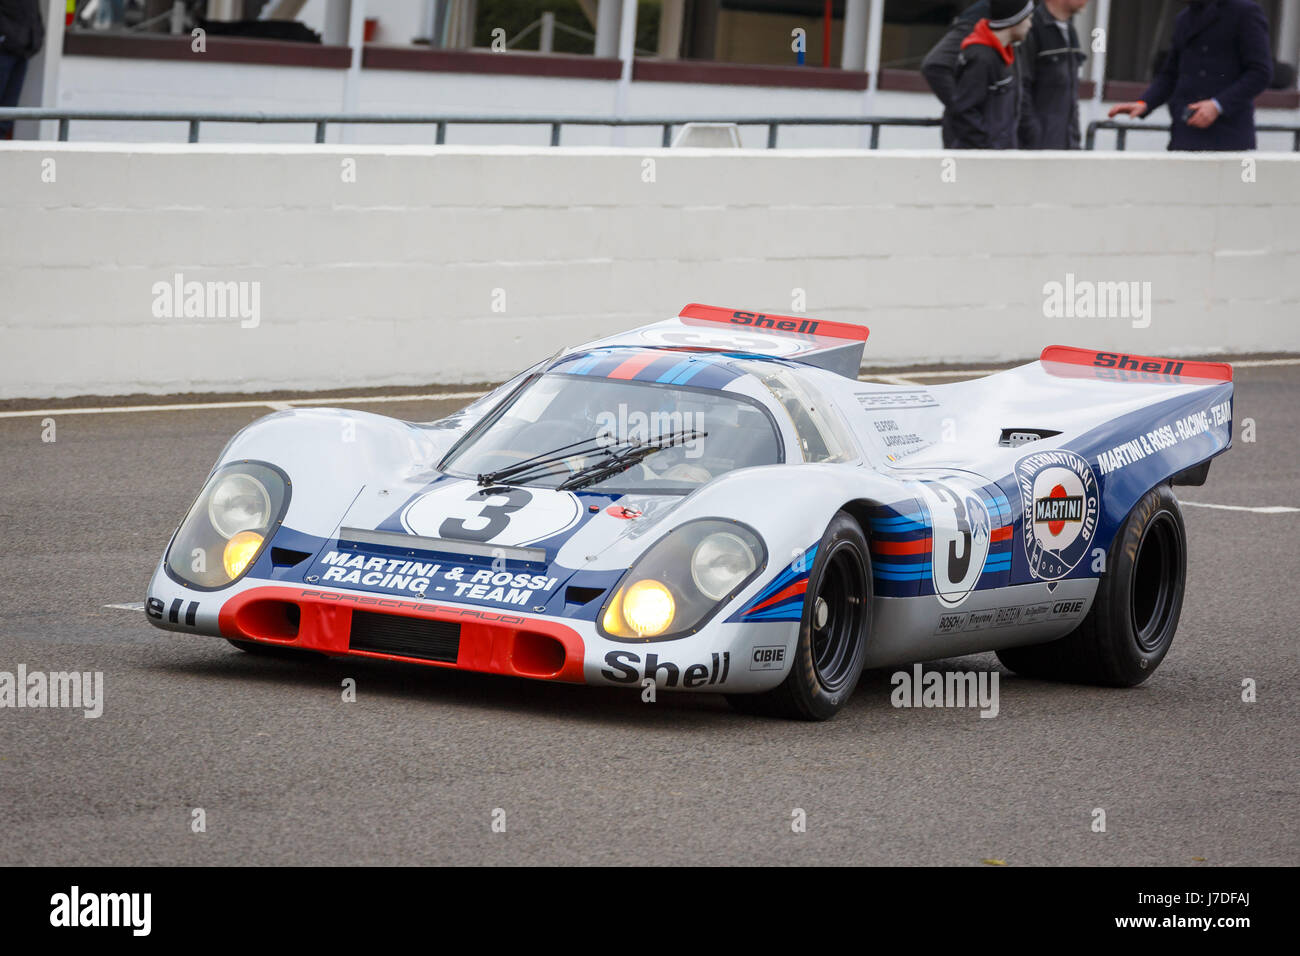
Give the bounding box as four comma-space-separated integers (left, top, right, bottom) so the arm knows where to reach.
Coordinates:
219, 585, 586, 683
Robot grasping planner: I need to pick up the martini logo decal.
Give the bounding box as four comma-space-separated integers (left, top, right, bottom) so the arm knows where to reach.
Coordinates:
1016, 450, 1099, 581
1034, 494, 1084, 526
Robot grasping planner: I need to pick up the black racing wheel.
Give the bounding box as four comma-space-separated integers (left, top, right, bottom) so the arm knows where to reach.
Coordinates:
997, 484, 1186, 686
728, 510, 873, 720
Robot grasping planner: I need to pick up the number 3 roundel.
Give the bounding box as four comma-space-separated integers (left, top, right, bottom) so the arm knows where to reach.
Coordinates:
914, 478, 992, 607
401, 482, 582, 546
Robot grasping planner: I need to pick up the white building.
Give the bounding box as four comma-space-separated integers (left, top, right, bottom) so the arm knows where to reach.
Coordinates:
16, 0, 1300, 149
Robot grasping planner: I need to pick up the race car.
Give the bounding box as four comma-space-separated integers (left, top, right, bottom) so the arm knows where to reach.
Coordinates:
146, 303, 1234, 720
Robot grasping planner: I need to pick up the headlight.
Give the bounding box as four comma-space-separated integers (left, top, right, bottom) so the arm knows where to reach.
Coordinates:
208, 473, 271, 539
621, 579, 676, 637
165, 461, 289, 590
223, 531, 265, 579
691, 531, 758, 601
599, 519, 765, 642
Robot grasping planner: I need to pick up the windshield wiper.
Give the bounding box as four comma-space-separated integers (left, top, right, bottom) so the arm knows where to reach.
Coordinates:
478, 430, 708, 490
477, 435, 611, 487
555, 430, 708, 492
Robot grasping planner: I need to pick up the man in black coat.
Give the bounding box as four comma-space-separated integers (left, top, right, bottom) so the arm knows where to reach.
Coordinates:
946, 0, 1035, 149
0, 0, 45, 139
1109, 0, 1273, 151
1019, 0, 1090, 149
922, 1, 992, 112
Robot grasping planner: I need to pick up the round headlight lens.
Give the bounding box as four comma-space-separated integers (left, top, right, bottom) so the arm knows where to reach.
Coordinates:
622, 579, 676, 637
208, 473, 271, 539
691, 531, 758, 600
223, 530, 264, 579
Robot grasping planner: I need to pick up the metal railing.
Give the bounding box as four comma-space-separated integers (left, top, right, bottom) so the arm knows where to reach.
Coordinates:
0, 107, 941, 148
1086, 119, 1300, 151
8, 108, 1296, 150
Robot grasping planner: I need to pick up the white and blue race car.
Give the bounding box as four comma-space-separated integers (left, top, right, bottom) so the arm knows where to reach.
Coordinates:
146, 304, 1235, 720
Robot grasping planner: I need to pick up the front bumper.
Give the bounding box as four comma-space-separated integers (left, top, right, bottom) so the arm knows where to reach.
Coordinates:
146, 569, 799, 693
225, 584, 588, 682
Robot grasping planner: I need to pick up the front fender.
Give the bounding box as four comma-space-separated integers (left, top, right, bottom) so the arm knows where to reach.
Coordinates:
583, 463, 908, 627
212, 408, 445, 538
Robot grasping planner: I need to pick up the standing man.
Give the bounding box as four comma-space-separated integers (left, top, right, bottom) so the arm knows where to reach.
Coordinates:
1108, 0, 1272, 151
923, 1, 992, 119
946, 0, 1035, 149
1019, 0, 1090, 149
0, 0, 45, 140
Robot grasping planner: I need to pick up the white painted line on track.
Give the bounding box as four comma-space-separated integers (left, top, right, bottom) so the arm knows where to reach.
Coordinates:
0, 391, 489, 419
894, 369, 1005, 379
1228, 358, 1300, 368
4, 357, 1297, 420
881, 357, 1300, 381
868, 374, 920, 386
104, 602, 145, 611
283, 392, 486, 407
1180, 501, 1299, 514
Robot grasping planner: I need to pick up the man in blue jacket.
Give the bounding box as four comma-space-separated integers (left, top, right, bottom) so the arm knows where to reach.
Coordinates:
1108, 0, 1272, 151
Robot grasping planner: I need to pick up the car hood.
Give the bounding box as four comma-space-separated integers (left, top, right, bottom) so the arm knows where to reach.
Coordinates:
290, 473, 684, 617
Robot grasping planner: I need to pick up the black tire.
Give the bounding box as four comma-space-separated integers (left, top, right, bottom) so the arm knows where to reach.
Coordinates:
226, 639, 320, 660
996, 484, 1186, 686
727, 510, 873, 720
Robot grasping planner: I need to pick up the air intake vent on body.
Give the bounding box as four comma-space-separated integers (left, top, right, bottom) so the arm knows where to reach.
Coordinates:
349, 612, 460, 664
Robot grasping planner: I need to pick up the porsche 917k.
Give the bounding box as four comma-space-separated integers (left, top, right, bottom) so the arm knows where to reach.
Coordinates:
146, 304, 1233, 719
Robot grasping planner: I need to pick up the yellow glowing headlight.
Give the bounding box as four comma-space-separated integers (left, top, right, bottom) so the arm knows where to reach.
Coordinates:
602, 591, 626, 635
223, 531, 264, 579
620, 579, 675, 637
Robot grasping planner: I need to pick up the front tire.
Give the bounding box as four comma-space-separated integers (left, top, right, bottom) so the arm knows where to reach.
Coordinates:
728, 511, 872, 720
996, 484, 1186, 686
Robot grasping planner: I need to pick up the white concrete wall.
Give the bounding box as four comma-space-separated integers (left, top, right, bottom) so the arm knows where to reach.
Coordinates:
1, 143, 1297, 399
56, 56, 348, 144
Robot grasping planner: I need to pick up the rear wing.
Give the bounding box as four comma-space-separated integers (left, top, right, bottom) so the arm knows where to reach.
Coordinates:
587, 304, 870, 378
1041, 346, 1233, 383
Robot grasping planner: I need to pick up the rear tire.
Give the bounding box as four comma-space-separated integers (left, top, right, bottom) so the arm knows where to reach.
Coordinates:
996, 484, 1186, 686
727, 511, 872, 720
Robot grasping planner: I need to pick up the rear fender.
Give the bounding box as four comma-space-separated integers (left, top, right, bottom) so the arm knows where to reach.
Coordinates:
1064, 382, 1233, 552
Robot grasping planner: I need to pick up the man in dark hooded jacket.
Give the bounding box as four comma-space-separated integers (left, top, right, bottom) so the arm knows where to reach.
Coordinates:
1108, 0, 1272, 151
0, 0, 45, 139
922, 2, 992, 112
1019, 0, 1090, 149
946, 0, 1035, 149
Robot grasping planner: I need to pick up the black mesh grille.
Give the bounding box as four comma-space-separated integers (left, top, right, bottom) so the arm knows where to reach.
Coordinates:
349, 611, 460, 663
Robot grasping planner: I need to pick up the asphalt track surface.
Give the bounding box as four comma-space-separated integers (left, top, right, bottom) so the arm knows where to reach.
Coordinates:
1, 363, 1296, 866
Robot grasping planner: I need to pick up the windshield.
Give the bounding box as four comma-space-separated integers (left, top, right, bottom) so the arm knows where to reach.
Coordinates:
441, 373, 783, 494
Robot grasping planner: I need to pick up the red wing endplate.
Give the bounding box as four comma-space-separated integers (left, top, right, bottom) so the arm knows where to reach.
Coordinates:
579, 304, 870, 378
1041, 345, 1233, 383
678, 303, 869, 343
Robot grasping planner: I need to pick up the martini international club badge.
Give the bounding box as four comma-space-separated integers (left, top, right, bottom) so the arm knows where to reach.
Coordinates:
1015, 449, 1100, 581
